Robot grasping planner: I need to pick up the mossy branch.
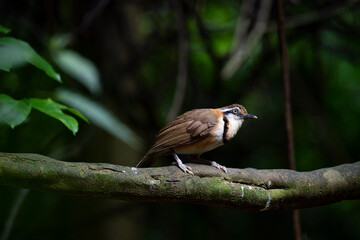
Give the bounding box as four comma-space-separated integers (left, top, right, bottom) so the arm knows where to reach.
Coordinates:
0, 152, 359, 210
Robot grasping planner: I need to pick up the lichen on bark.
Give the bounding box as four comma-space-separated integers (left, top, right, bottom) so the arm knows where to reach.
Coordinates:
0, 152, 359, 210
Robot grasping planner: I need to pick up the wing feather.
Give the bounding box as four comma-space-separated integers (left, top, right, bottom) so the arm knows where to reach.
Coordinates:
146, 109, 219, 155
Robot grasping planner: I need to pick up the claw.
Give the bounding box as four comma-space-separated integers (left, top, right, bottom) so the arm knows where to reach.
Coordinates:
178, 161, 194, 175
172, 152, 194, 175
211, 161, 227, 173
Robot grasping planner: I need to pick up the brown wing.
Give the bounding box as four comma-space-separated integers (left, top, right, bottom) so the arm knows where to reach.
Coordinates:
151, 109, 219, 152
136, 108, 220, 167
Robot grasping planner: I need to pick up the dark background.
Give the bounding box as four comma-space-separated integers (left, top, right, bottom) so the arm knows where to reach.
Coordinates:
1, 0, 360, 239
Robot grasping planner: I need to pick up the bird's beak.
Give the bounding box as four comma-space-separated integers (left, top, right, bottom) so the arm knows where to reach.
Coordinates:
241, 113, 257, 120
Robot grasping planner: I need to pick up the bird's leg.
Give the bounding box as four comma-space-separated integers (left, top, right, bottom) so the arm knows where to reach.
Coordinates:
189, 155, 227, 173
171, 151, 194, 175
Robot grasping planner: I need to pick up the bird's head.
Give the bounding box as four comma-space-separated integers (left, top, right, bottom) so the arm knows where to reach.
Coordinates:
220, 104, 257, 122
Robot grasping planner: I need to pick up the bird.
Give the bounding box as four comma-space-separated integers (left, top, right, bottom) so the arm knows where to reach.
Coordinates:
136, 104, 257, 175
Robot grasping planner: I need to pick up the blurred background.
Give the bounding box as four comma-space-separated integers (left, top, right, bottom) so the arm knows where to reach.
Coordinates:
1, 0, 360, 239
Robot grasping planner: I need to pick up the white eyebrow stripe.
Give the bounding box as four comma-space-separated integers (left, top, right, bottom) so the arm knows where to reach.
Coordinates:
221, 107, 240, 113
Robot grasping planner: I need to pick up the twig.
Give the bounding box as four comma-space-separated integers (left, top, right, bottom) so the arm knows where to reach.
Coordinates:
190, 4, 219, 68
268, 0, 360, 32
230, 0, 256, 53
0, 189, 29, 240
62, 0, 112, 44
79, 0, 112, 33
276, 0, 301, 239
222, 0, 273, 80
167, 0, 188, 121
191, 5, 224, 104
185, 2, 225, 103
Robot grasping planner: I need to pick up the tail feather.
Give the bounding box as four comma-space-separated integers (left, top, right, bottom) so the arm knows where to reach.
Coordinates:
136, 152, 158, 168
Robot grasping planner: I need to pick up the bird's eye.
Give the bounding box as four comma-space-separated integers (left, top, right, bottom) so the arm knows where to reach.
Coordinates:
233, 109, 238, 114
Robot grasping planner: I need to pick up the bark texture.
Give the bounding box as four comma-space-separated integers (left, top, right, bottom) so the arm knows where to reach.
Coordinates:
0, 152, 359, 210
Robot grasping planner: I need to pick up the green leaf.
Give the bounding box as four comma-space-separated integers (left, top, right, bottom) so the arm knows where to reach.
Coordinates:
0, 37, 61, 82
0, 94, 31, 128
29, 98, 79, 135
0, 25, 11, 34
55, 88, 142, 149
51, 100, 89, 123
62, 107, 89, 123
54, 50, 101, 95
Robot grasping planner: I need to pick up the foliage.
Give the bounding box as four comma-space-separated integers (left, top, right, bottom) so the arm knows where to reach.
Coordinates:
53, 49, 101, 96
0, 30, 84, 134
0, 25, 140, 147
55, 88, 141, 149
0, 94, 31, 128
0, 37, 60, 81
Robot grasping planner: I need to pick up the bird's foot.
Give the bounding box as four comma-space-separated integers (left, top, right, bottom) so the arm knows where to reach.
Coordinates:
172, 151, 194, 175
177, 161, 194, 175
211, 161, 227, 173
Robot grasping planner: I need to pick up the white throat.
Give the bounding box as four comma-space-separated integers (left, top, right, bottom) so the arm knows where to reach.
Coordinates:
226, 114, 243, 140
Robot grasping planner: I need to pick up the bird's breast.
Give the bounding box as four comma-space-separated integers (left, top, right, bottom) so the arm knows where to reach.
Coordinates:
210, 115, 225, 142
174, 137, 224, 155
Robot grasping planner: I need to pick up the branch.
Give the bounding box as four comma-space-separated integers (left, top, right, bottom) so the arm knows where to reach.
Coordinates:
221, 0, 273, 80
267, 0, 360, 32
230, 0, 256, 53
0, 152, 359, 210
